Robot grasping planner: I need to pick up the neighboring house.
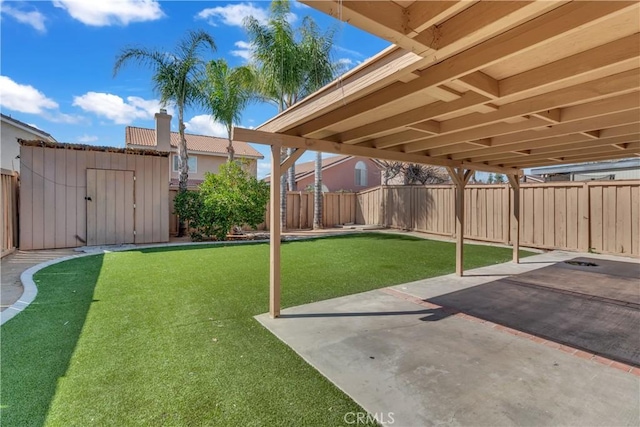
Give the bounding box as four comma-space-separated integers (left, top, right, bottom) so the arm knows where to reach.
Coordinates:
1, 113, 56, 172
531, 159, 640, 182
125, 110, 263, 188
265, 155, 382, 192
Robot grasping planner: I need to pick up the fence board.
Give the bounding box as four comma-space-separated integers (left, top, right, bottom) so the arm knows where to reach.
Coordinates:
1, 170, 19, 256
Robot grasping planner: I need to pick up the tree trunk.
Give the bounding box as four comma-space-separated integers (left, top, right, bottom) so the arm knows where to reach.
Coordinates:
226, 124, 235, 162
313, 151, 323, 229
286, 147, 296, 191
177, 107, 189, 237
227, 138, 235, 162
280, 147, 287, 230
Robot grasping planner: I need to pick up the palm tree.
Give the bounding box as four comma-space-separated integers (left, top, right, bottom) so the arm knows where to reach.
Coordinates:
245, 0, 337, 229
199, 59, 255, 162
114, 30, 216, 193
313, 151, 323, 229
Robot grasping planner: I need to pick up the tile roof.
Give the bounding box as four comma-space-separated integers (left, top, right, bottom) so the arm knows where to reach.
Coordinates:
125, 126, 263, 159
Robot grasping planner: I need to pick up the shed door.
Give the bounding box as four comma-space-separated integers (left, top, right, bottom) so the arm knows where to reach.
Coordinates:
86, 169, 135, 246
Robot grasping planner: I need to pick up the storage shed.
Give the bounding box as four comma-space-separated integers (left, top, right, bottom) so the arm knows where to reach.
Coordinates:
19, 140, 170, 250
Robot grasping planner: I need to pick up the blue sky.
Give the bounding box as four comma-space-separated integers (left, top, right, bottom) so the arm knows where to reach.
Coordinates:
0, 0, 390, 177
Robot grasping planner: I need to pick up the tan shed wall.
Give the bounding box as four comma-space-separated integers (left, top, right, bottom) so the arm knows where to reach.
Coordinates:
20, 145, 169, 250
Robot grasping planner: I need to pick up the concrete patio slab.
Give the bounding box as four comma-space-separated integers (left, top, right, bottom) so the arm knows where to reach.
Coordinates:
256, 251, 640, 427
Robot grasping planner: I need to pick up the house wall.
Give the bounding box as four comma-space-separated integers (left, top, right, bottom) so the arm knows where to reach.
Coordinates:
1, 121, 48, 172
167, 151, 259, 182
20, 145, 169, 250
572, 169, 640, 181
296, 157, 381, 192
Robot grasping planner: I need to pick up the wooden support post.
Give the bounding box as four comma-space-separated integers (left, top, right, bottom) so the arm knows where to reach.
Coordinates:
270, 144, 282, 318
447, 167, 472, 276
507, 174, 521, 264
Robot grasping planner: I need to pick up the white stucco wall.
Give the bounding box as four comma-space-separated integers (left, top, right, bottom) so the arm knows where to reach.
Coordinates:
1, 121, 52, 172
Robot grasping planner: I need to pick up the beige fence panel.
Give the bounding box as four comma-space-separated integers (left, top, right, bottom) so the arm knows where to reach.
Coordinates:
354, 182, 638, 257
464, 185, 510, 243
589, 181, 639, 256
356, 187, 382, 225
518, 182, 588, 252
1, 169, 19, 257
415, 186, 455, 236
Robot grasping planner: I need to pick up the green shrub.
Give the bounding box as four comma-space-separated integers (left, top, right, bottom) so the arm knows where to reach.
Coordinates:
173, 162, 269, 241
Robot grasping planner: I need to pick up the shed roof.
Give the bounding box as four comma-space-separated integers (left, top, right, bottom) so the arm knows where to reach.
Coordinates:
18, 139, 170, 157
126, 126, 263, 159
236, 1, 640, 173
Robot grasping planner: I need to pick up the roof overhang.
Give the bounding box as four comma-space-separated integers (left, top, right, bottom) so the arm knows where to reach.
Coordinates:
235, 1, 640, 173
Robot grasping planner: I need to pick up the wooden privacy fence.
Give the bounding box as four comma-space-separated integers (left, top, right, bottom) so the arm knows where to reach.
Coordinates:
266, 192, 358, 230
1, 169, 19, 257
356, 182, 639, 257
169, 190, 358, 234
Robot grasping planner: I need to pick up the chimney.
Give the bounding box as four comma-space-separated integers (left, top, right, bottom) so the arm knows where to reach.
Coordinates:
154, 109, 172, 152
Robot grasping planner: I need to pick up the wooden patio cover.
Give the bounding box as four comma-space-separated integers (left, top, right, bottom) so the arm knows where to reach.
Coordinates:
232, 1, 640, 317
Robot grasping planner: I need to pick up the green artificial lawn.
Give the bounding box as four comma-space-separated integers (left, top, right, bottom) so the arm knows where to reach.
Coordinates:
1, 233, 532, 426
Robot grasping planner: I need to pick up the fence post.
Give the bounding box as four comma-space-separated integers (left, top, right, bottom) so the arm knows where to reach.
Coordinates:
579, 182, 590, 252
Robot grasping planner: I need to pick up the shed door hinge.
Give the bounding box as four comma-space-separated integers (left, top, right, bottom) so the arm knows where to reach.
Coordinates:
133, 230, 137, 235
133, 203, 136, 209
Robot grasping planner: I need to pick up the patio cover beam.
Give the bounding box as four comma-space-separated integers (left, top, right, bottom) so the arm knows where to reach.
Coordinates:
507, 174, 521, 264
269, 144, 282, 318
232, 128, 517, 175
446, 167, 472, 276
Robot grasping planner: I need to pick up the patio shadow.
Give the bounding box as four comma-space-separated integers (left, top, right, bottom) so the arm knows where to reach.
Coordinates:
0, 254, 104, 427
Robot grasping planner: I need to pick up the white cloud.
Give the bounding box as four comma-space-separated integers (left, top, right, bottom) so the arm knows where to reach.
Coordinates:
0, 75, 83, 123
196, 3, 268, 27
1, 3, 46, 32
196, 3, 296, 27
184, 115, 228, 138
77, 134, 99, 143
230, 40, 253, 62
72, 92, 170, 125
257, 158, 271, 179
337, 58, 355, 67
0, 75, 58, 114
334, 45, 365, 58
45, 111, 84, 124
53, 0, 163, 26
292, 1, 311, 10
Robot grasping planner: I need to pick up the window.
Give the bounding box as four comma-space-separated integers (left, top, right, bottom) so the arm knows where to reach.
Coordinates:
172, 155, 197, 173
355, 161, 368, 186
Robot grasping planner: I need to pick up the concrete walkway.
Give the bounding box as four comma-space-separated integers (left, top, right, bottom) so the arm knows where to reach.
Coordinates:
257, 251, 640, 427
1, 249, 76, 311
